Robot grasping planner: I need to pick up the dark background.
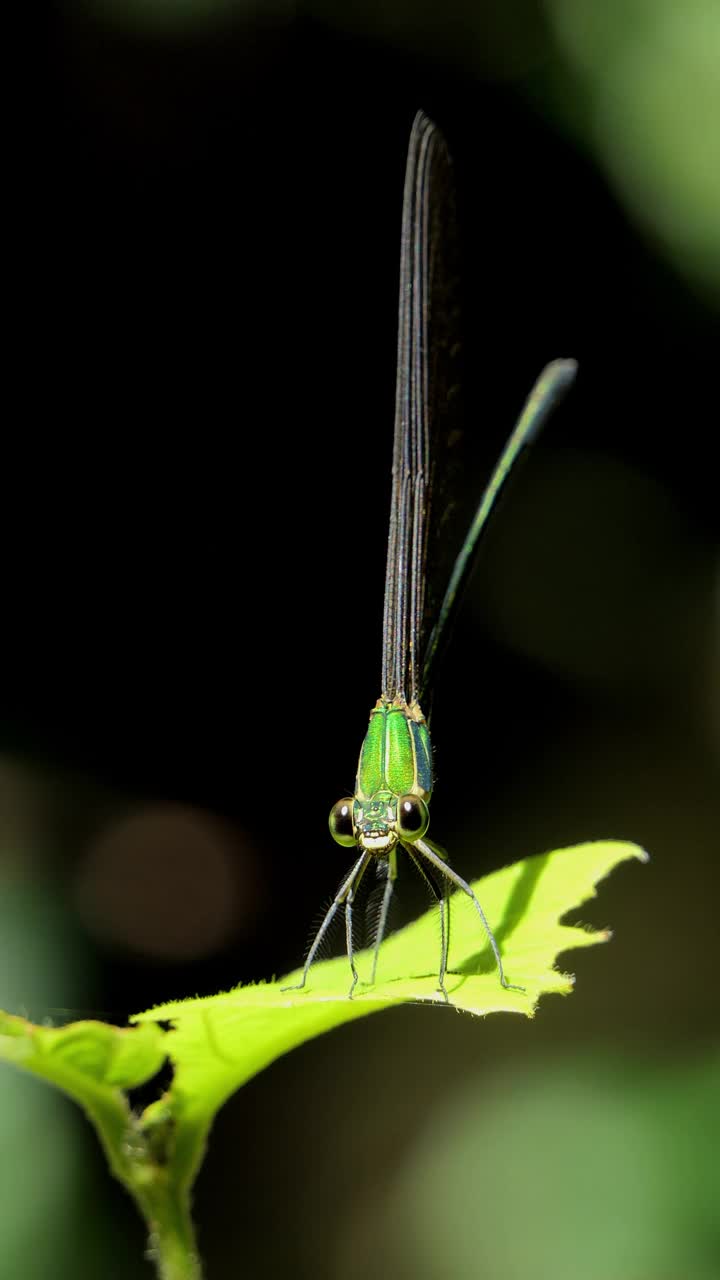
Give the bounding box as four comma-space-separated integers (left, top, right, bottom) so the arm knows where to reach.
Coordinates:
2, 5, 718, 1279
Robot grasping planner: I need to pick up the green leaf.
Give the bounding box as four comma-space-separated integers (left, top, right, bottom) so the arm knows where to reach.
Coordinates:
0, 1012, 168, 1196
133, 840, 646, 1191
0, 1011, 166, 1093
0, 1011, 198, 1279
1, 840, 645, 1279
0, 1012, 170, 1227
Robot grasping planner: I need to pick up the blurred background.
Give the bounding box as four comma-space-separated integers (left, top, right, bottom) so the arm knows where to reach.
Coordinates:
3, 2, 718, 1277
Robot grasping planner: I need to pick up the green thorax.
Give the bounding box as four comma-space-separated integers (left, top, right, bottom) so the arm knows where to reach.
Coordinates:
356, 698, 433, 802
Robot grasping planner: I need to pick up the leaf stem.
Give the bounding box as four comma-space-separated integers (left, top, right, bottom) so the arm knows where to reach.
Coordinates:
31, 1060, 201, 1280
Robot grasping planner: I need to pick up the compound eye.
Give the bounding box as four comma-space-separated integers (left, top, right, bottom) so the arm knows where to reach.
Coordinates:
396, 794, 429, 841
328, 798, 356, 847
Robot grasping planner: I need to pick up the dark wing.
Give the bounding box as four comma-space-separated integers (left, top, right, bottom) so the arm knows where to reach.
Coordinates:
420, 357, 578, 696
381, 112, 462, 706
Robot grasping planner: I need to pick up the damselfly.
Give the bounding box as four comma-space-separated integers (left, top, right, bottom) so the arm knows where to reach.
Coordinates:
285, 112, 576, 1001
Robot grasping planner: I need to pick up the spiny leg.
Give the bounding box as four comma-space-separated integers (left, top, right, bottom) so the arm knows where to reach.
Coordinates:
406, 845, 451, 1001
344, 852, 374, 997
281, 851, 370, 993
370, 848, 397, 985
414, 837, 524, 992
345, 877, 359, 997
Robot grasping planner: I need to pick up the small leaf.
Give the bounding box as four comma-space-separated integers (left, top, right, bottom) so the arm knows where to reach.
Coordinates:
0, 1012, 169, 1211
0, 1012, 166, 1091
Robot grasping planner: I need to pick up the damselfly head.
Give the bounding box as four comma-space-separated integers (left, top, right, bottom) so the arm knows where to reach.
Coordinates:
328, 790, 431, 854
